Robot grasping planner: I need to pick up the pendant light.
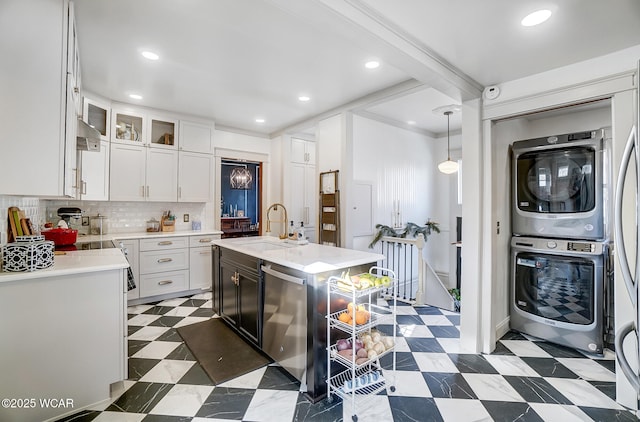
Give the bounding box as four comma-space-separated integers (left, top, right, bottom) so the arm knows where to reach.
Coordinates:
230, 166, 253, 189
434, 105, 459, 174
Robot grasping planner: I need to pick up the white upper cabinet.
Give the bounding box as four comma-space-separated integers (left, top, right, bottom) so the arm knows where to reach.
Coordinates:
79, 140, 110, 201
178, 151, 213, 202
291, 137, 316, 164
0, 0, 81, 197
147, 148, 178, 201
111, 107, 146, 145
149, 115, 178, 149
83, 97, 110, 142
179, 121, 214, 154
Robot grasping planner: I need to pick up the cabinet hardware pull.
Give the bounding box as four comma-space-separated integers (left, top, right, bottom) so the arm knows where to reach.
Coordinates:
158, 241, 173, 245
199, 251, 210, 255
199, 238, 212, 243
146, 185, 150, 197
158, 280, 173, 285
141, 185, 145, 197
157, 258, 173, 263
178, 187, 182, 198
71, 168, 78, 189
81, 180, 87, 195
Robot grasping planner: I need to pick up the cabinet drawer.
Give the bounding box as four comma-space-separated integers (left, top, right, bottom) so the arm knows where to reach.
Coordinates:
140, 249, 188, 274
190, 234, 219, 247
139, 270, 189, 297
140, 236, 188, 251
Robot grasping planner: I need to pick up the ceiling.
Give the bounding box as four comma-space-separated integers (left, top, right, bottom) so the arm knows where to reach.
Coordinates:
73, 0, 640, 137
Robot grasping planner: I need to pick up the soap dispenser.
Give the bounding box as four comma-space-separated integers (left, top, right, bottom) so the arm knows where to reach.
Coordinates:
288, 221, 295, 239
298, 221, 305, 240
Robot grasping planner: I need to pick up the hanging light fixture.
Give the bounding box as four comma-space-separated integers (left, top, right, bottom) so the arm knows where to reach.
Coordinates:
230, 166, 253, 189
433, 105, 460, 174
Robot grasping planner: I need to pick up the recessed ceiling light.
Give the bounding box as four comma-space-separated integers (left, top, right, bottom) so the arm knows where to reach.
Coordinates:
255, 118, 265, 124
521, 9, 552, 26
407, 121, 416, 125
141, 51, 159, 60
129, 94, 143, 100
298, 95, 310, 102
365, 61, 380, 69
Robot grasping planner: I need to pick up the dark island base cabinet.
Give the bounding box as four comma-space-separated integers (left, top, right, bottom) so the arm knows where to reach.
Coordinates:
218, 249, 262, 347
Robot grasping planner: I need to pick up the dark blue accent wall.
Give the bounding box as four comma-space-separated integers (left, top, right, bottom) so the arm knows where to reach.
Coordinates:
221, 161, 260, 224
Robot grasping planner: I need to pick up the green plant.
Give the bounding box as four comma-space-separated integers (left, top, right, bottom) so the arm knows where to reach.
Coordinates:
368, 220, 440, 248
448, 288, 460, 301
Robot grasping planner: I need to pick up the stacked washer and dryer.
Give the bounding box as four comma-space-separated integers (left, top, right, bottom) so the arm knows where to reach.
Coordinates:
510, 129, 614, 355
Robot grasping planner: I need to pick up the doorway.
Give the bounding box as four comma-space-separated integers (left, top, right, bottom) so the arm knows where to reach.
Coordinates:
220, 159, 262, 238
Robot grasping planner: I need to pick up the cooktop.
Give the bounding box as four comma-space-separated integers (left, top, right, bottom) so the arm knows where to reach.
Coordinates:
55, 240, 117, 251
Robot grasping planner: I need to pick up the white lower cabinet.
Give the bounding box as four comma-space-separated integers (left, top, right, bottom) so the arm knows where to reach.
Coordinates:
139, 270, 189, 298
118, 239, 140, 301
190, 234, 216, 290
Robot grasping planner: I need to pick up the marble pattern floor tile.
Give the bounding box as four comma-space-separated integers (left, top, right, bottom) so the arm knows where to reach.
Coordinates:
149, 384, 215, 417
500, 340, 553, 358
242, 390, 299, 422
545, 378, 625, 409
132, 341, 181, 359
434, 398, 492, 422
139, 360, 196, 384
413, 352, 459, 373
462, 374, 525, 402
528, 403, 594, 422
384, 369, 432, 397
482, 355, 539, 377
556, 357, 617, 381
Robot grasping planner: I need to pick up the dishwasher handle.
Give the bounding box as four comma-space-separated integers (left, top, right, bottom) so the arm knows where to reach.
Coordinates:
261, 265, 306, 285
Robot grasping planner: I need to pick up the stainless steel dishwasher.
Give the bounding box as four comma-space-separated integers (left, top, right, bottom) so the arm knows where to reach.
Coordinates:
261, 263, 307, 383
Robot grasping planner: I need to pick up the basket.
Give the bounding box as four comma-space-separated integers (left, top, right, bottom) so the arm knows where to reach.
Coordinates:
2, 235, 54, 272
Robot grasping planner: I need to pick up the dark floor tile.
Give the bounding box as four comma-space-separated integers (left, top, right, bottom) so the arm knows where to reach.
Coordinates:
128, 325, 143, 336
106, 382, 172, 413
195, 387, 254, 419
388, 396, 444, 422
141, 415, 192, 422
427, 326, 460, 338
148, 315, 185, 328
504, 376, 572, 404
293, 393, 342, 421
588, 380, 617, 401
54, 409, 101, 421
490, 342, 517, 356
422, 372, 477, 399
156, 328, 182, 342
405, 337, 445, 353
375, 323, 400, 337
180, 298, 207, 307
499, 330, 528, 341
128, 339, 151, 357
258, 365, 301, 390
520, 357, 579, 379
445, 315, 460, 325
177, 363, 215, 385
165, 343, 196, 361
594, 358, 616, 373
579, 406, 639, 422
396, 314, 424, 325
128, 358, 161, 380
142, 306, 175, 315
414, 306, 445, 315
449, 354, 498, 374
380, 351, 420, 371
190, 307, 216, 318
482, 401, 543, 422
535, 341, 586, 358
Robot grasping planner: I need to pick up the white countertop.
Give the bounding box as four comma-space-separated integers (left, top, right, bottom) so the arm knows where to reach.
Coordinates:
0, 248, 129, 284
211, 236, 384, 274
77, 229, 223, 243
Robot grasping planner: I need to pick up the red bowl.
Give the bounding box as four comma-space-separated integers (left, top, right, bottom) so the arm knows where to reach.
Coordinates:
42, 228, 78, 246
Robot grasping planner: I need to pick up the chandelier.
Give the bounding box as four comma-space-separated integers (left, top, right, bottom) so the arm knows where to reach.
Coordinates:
230, 167, 253, 189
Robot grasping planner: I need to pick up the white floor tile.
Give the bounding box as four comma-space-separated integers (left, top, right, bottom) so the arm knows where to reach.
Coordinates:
500, 340, 552, 357
342, 394, 392, 422
383, 369, 431, 397
556, 358, 616, 381
389, 336, 411, 353
420, 315, 454, 326
139, 360, 195, 383
434, 398, 492, 422
413, 352, 459, 373
545, 378, 624, 409
173, 316, 210, 328
191, 292, 213, 300
395, 305, 419, 315
127, 304, 154, 314
132, 341, 181, 359
162, 306, 198, 317
218, 366, 268, 390
436, 338, 461, 353
242, 389, 298, 422
529, 403, 594, 422
462, 374, 525, 402
399, 324, 433, 338
128, 326, 170, 341
127, 314, 161, 326
483, 355, 539, 377
149, 384, 214, 417
158, 297, 191, 307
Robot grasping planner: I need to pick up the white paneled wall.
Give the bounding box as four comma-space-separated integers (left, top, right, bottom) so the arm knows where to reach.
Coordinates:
0, 196, 41, 245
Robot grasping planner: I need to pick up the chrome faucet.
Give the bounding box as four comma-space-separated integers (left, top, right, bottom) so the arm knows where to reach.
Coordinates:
265, 203, 288, 239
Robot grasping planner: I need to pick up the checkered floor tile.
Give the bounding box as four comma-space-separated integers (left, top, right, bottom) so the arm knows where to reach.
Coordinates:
56, 294, 637, 421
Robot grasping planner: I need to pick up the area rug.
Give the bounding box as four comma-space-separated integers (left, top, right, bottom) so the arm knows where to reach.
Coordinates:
177, 318, 272, 385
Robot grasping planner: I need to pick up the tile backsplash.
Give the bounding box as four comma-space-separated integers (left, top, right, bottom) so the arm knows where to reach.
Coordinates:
1, 195, 211, 245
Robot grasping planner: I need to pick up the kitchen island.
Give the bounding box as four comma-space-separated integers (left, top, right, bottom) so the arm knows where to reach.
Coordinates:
0, 248, 129, 422
211, 236, 384, 402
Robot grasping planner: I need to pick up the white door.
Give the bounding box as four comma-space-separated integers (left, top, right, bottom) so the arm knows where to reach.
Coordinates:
147, 149, 178, 201
179, 151, 213, 202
